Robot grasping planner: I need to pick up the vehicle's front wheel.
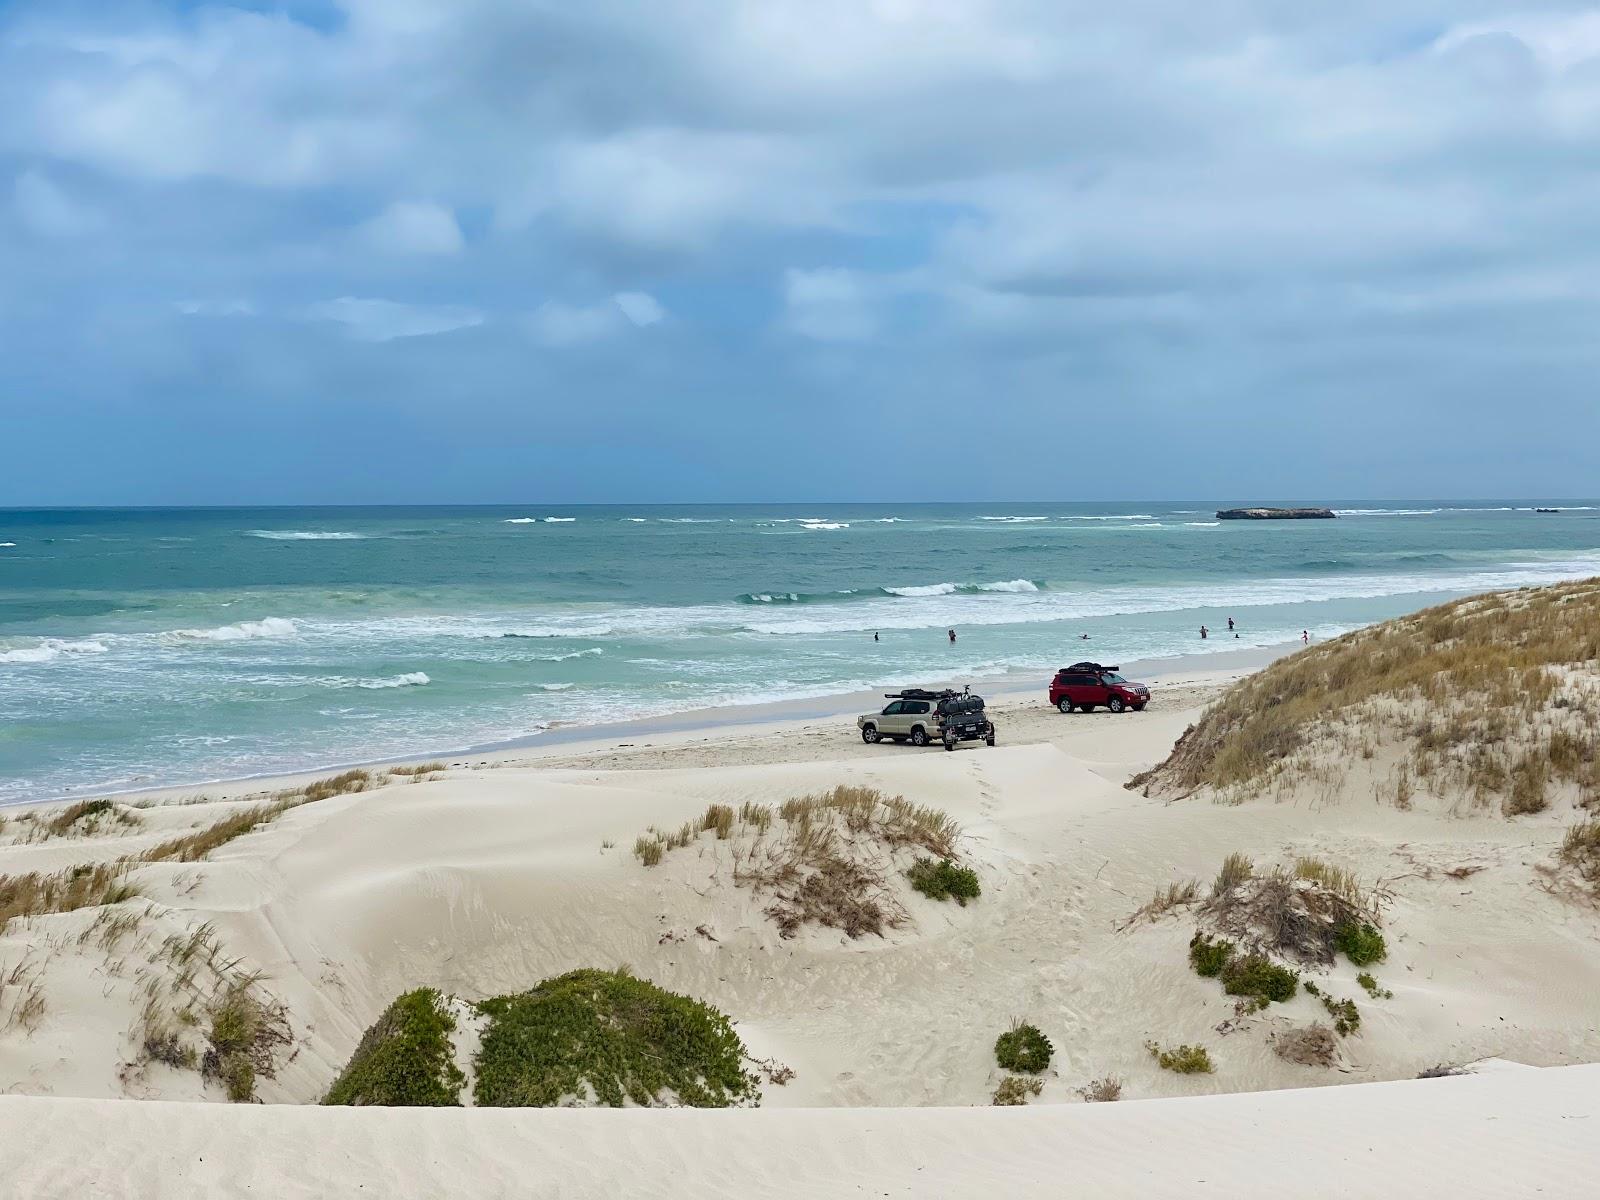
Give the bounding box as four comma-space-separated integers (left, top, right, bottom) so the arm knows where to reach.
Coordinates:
909, 727, 929, 747
861, 724, 879, 743
1107, 697, 1126, 713
1057, 698, 1074, 714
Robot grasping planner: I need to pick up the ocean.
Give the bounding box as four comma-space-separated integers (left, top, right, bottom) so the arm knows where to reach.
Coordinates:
3, 502, 1598, 804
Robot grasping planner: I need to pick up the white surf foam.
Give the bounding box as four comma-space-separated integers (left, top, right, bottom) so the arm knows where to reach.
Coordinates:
532, 682, 574, 691
355, 672, 431, 689
800, 521, 849, 531
0, 638, 109, 664
978, 515, 1048, 522
1056, 514, 1156, 521
165, 617, 299, 643
245, 530, 365, 540
535, 648, 604, 662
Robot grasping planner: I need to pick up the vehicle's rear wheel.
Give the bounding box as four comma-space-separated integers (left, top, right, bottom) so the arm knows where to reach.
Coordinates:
861, 724, 879, 743
1107, 697, 1126, 713
985, 726, 996, 746
1057, 698, 1074, 714
910, 727, 929, 747
943, 733, 957, 751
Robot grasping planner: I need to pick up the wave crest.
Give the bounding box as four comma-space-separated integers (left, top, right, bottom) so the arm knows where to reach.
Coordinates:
0, 638, 109, 664
245, 530, 365, 540
165, 617, 299, 643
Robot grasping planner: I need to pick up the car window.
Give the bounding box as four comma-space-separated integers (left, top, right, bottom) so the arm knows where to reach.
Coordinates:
1070, 674, 1095, 686
1102, 673, 1126, 684
882, 701, 903, 715
909, 701, 930, 715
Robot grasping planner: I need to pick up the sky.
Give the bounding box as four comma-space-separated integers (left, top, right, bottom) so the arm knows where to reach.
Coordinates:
3, 1, 1600, 504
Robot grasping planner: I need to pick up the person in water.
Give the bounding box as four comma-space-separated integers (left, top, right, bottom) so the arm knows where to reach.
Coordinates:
948, 628, 957, 644
1200, 625, 1208, 639
1227, 616, 1235, 632
873, 631, 879, 642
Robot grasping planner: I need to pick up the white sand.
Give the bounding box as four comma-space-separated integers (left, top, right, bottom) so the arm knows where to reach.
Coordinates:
2, 656, 1598, 1193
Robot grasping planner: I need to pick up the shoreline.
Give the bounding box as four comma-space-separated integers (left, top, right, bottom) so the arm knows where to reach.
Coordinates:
29, 640, 1298, 809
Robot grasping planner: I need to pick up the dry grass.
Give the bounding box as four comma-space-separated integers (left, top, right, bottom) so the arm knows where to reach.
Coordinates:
1077, 1076, 1123, 1102
2, 959, 47, 1035
1272, 1023, 1338, 1067
1132, 578, 1600, 810
1212, 852, 1254, 899
1203, 858, 1377, 967
143, 769, 375, 865
1121, 879, 1199, 930
633, 786, 964, 939
388, 762, 446, 777
992, 1075, 1044, 1105
0, 863, 140, 934
42, 798, 141, 840
1558, 818, 1600, 893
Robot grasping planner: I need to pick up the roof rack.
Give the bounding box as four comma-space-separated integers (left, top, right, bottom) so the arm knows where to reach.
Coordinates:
1061, 662, 1118, 673
885, 687, 961, 701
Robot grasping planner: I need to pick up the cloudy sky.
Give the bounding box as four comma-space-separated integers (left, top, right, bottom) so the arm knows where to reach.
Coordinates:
3, 1, 1599, 504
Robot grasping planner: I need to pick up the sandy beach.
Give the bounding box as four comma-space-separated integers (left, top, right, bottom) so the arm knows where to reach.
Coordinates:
3, 621, 1598, 1195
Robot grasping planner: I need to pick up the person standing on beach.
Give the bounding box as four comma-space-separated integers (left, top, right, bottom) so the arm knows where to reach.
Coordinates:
1302, 629, 1310, 645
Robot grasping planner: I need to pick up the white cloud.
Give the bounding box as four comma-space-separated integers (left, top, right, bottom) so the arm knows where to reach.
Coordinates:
528, 292, 667, 345
13, 169, 104, 236
175, 298, 256, 317
357, 200, 463, 255
783, 268, 879, 341
305, 297, 483, 341
613, 291, 664, 327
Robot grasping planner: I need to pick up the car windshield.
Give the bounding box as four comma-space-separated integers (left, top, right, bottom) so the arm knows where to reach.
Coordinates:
1102, 673, 1127, 684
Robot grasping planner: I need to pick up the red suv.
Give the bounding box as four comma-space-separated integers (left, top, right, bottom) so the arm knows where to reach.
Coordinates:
1050, 662, 1150, 714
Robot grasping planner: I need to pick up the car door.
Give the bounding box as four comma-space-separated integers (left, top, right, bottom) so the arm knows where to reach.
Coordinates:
903, 701, 931, 737
878, 700, 908, 736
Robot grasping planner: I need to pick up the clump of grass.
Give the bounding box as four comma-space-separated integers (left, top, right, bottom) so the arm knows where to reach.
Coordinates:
1333, 922, 1387, 966
1558, 818, 1600, 891
1356, 972, 1393, 999
202, 977, 292, 1103
1211, 852, 1253, 898
1220, 954, 1298, 1005
700, 804, 735, 840
388, 763, 446, 777
994, 1021, 1052, 1074
1077, 1076, 1123, 1102
906, 858, 981, 905
992, 1075, 1043, 1105
473, 968, 758, 1108
44, 798, 140, 840
1188, 933, 1235, 978
1125, 879, 1200, 928
0, 863, 140, 934
324, 988, 464, 1107
633, 836, 664, 867
1292, 858, 1364, 906
1272, 1023, 1337, 1067
1145, 1041, 1214, 1074
1302, 981, 1361, 1036
297, 769, 375, 803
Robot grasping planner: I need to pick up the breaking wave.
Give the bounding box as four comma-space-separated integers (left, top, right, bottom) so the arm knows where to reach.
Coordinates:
355, 672, 431, 689
165, 617, 299, 643
0, 638, 109, 664
245, 530, 366, 540
740, 580, 1042, 604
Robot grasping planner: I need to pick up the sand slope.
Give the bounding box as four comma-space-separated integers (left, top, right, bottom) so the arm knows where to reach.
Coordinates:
1, 1064, 1596, 1198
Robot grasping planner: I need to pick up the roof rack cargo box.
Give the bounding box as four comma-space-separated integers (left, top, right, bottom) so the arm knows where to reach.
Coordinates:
1061, 662, 1118, 674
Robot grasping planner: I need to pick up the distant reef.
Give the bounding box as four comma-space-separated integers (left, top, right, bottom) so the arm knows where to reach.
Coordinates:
1215, 507, 1337, 520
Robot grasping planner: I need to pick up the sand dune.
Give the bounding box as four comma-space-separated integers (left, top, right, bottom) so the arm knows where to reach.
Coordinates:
2, 649, 1598, 1192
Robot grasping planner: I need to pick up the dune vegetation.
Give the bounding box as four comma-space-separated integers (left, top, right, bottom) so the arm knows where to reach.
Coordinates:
1132, 578, 1600, 812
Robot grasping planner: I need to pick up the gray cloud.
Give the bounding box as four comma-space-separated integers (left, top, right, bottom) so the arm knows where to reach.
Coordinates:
2, 0, 1599, 501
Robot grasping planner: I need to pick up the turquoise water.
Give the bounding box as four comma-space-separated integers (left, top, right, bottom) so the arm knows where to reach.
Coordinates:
3, 502, 1598, 803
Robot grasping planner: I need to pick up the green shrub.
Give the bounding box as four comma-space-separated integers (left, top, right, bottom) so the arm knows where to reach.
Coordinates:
324, 988, 465, 1107
1188, 933, 1235, 978
907, 858, 981, 905
473, 969, 758, 1108
1356, 972, 1393, 999
1220, 954, 1298, 1004
994, 1021, 1052, 1074
1305, 983, 1361, 1036
1333, 922, 1387, 966
1145, 1040, 1213, 1074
